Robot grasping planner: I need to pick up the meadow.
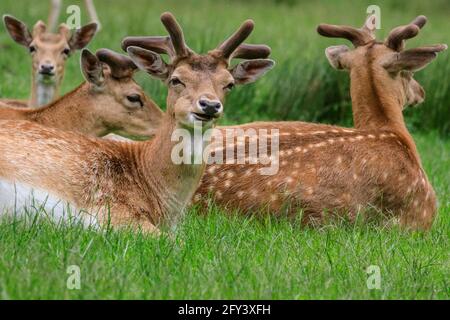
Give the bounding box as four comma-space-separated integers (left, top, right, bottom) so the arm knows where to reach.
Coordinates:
0, 0, 448, 299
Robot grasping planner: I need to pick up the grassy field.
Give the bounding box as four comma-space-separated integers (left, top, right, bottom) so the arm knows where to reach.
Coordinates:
0, 0, 449, 299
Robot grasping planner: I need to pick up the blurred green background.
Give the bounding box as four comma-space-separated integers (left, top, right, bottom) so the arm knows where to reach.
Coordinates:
0, 0, 449, 134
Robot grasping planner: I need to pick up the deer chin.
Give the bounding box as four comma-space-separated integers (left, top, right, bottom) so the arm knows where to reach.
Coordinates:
177, 112, 217, 130
36, 73, 58, 85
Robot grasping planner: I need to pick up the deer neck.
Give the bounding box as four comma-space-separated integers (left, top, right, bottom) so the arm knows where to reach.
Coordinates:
29, 74, 61, 108
138, 114, 209, 226
28, 82, 102, 135
349, 64, 421, 165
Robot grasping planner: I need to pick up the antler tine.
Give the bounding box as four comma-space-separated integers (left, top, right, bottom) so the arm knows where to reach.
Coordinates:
122, 36, 175, 58
218, 19, 255, 59
386, 16, 427, 51
317, 23, 372, 47
231, 43, 271, 59
160, 12, 190, 58
96, 48, 137, 78
411, 15, 427, 29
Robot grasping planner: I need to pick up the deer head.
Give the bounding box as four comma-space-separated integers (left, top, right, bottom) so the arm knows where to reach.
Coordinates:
122, 12, 274, 131
3, 14, 97, 107
80, 49, 163, 138
317, 15, 447, 128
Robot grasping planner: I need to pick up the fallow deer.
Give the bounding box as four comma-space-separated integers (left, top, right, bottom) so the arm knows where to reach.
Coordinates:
193, 15, 447, 231
0, 12, 274, 233
0, 48, 163, 138
1, 15, 97, 108
318, 15, 434, 129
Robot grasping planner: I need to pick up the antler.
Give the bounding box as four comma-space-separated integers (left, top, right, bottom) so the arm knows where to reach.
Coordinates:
386, 15, 427, 51
160, 12, 191, 58
122, 36, 175, 57
96, 48, 137, 78
317, 15, 376, 47
122, 12, 270, 63
216, 20, 255, 59
231, 43, 271, 59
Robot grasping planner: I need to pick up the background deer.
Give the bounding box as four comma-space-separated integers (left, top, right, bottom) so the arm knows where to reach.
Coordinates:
0, 48, 163, 138
1, 15, 97, 108
193, 15, 446, 231
0, 12, 273, 233
318, 15, 436, 130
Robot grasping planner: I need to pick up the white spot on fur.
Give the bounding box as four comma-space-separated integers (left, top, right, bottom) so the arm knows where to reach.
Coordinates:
207, 166, 217, 174
237, 191, 244, 199
226, 171, 235, 179
224, 180, 231, 188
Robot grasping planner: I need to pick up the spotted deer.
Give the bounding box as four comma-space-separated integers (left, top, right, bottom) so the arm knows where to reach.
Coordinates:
193, 15, 447, 231
0, 12, 274, 233
1, 15, 97, 108
0, 48, 163, 138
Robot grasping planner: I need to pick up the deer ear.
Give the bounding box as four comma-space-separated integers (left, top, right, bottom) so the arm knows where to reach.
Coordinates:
127, 46, 169, 80
382, 44, 447, 73
230, 59, 275, 85
69, 22, 98, 50
81, 49, 105, 87
325, 45, 351, 70
3, 15, 32, 47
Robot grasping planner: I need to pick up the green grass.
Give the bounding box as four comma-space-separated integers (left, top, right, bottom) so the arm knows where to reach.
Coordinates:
0, 0, 449, 299
0, 134, 447, 300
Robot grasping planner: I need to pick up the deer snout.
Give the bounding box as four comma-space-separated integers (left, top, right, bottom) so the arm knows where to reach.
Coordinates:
39, 63, 55, 75
197, 98, 223, 117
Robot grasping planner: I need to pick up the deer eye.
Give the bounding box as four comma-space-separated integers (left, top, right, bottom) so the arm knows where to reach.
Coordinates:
169, 77, 185, 87
224, 82, 235, 91
62, 48, 71, 56
126, 94, 143, 107
29, 45, 36, 53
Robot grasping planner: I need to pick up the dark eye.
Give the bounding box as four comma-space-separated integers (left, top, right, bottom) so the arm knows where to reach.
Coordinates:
126, 94, 143, 107
62, 48, 70, 55
169, 77, 185, 87
224, 82, 235, 91
29, 45, 36, 53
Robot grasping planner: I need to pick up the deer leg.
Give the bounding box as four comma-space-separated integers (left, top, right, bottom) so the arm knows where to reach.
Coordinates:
48, 0, 62, 32
84, 0, 101, 31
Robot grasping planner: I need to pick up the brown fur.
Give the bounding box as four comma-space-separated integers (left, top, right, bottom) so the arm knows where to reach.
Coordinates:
193, 16, 446, 231
0, 13, 273, 233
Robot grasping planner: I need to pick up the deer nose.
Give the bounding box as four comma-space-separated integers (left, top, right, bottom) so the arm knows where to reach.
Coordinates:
39, 63, 55, 75
198, 98, 222, 116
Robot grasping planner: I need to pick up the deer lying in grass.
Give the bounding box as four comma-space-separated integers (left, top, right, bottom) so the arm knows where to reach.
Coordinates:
0, 12, 273, 233
0, 48, 162, 138
193, 15, 446, 231
1, 15, 97, 108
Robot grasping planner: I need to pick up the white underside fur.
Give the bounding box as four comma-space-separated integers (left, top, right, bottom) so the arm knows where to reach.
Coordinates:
0, 179, 99, 228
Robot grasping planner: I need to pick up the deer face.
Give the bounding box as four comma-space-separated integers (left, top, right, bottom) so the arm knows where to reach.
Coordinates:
81, 49, 163, 138
123, 12, 274, 130
319, 15, 447, 110
3, 15, 97, 87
